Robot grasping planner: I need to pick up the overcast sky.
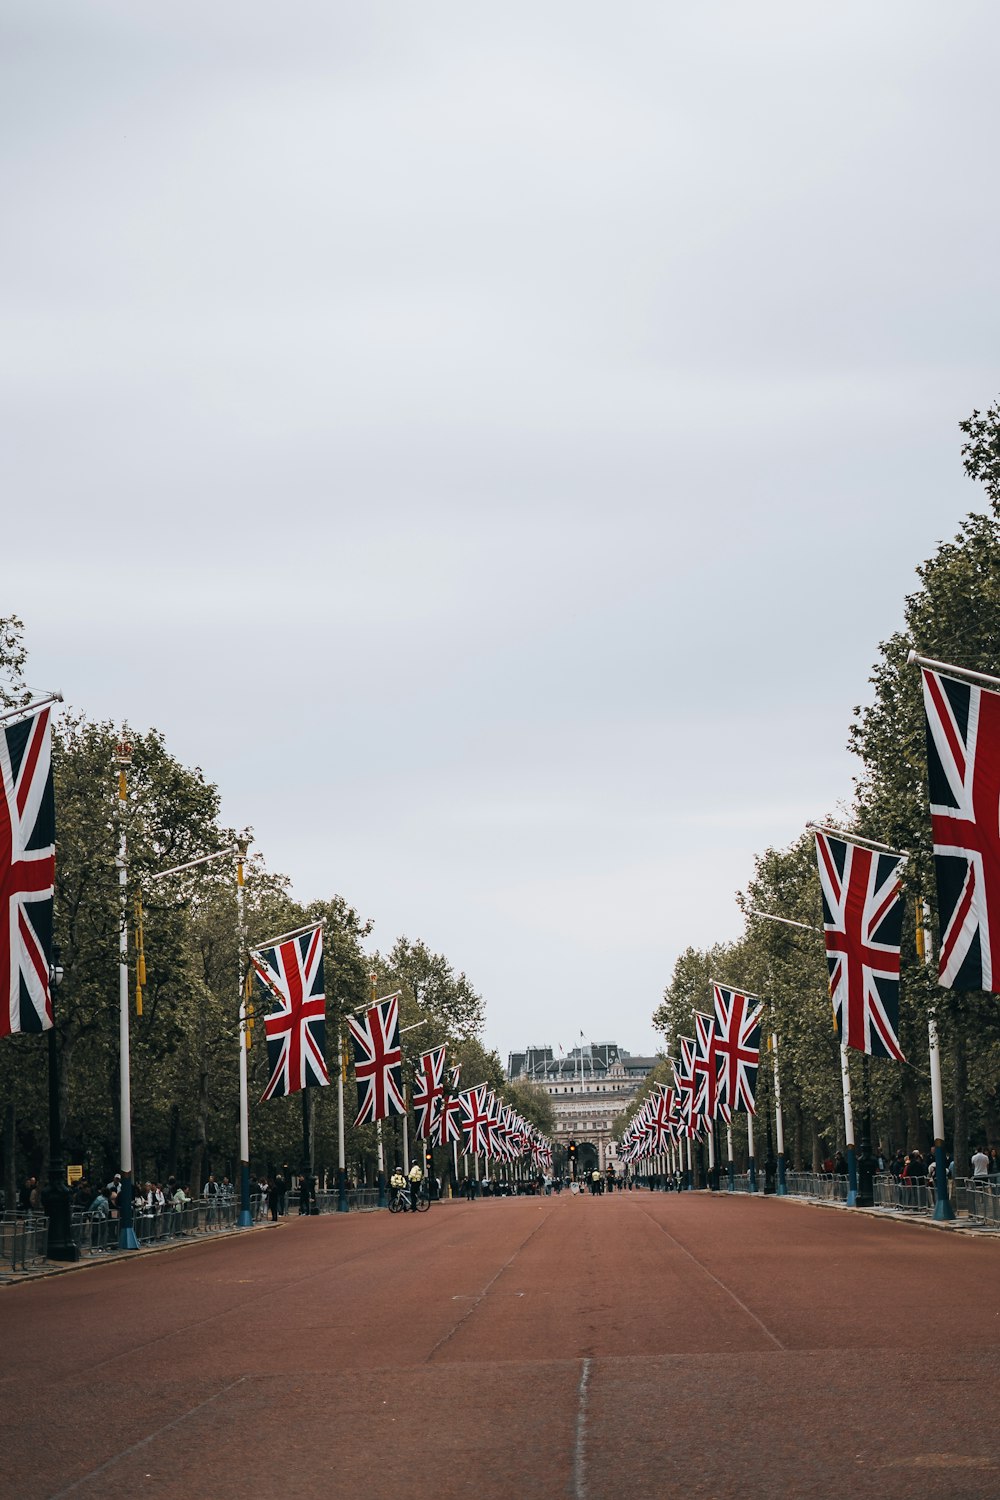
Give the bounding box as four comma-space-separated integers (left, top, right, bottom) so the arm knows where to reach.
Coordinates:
4, 3, 999, 1065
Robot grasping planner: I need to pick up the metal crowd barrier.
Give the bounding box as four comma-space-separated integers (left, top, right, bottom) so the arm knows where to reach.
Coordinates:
953, 1177, 1000, 1225
69, 1197, 242, 1257
872, 1176, 935, 1212
287, 1188, 382, 1214
1, 1211, 49, 1272
783, 1172, 849, 1202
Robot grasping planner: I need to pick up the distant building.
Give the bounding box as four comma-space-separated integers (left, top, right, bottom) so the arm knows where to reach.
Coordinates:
507, 1042, 659, 1172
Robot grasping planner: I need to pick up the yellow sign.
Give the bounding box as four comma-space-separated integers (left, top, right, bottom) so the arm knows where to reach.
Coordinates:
67, 1164, 83, 1185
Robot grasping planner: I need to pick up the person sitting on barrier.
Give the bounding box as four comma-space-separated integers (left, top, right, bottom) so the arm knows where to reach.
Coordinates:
972, 1146, 989, 1179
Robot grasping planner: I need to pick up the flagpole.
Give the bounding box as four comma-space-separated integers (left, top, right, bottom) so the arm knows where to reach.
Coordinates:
919, 900, 956, 1221
771, 1034, 786, 1195
747, 1111, 757, 1192
235, 839, 252, 1228
726, 1123, 735, 1191
115, 740, 139, 1251
336, 1024, 349, 1212
370, 975, 387, 1208
840, 1045, 858, 1207
906, 648, 1000, 690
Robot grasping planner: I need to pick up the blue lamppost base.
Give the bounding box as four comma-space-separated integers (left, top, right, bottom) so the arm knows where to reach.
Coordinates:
117, 1178, 140, 1249
727, 1161, 735, 1191
932, 1144, 956, 1220
748, 1158, 757, 1193
845, 1145, 859, 1207
776, 1154, 787, 1196
238, 1164, 252, 1227
337, 1167, 349, 1212
377, 1171, 387, 1209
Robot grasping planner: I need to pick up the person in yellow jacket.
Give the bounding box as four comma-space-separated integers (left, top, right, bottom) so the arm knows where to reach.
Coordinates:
390, 1166, 406, 1210
407, 1162, 423, 1211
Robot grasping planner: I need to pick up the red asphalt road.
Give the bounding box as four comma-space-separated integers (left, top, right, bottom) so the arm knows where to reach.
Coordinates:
3, 1191, 1000, 1500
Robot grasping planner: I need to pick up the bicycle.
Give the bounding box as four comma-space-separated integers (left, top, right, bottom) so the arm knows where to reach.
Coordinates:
389, 1183, 429, 1213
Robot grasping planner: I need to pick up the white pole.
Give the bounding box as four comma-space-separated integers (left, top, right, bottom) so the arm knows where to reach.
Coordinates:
840, 1045, 855, 1148
402, 1106, 410, 1174
747, 1111, 757, 1191
236, 851, 252, 1227
337, 1036, 345, 1172
772, 1037, 785, 1157
116, 748, 138, 1250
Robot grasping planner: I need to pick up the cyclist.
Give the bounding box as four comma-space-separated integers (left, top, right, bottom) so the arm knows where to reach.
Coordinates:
390, 1166, 407, 1210
407, 1161, 424, 1211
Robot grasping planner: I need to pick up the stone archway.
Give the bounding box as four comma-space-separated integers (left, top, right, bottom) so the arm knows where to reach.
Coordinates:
576, 1141, 599, 1177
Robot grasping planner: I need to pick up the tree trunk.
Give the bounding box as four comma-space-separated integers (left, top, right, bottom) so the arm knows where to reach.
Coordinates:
810, 1117, 822, 1172
904, 1072, 922, 1152
793, 1104, 804, 1173
190, 1061, 209, 1198
3, 1101, 16, 1212
953, 1023, 970, 1177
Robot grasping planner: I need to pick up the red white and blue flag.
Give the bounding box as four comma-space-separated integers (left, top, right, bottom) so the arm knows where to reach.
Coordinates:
433, 1062, 463, 1146
0, 706, 55, 1037
693, 1012, 718, 1119
712, 984, 762, 1117
413, 1045, 446, 1139
919, 665, 1000, 992
459, 1085, 492, 1156
252, 924, 330, 1101
814, 831, 905, 1058
348, 996, 405, 1124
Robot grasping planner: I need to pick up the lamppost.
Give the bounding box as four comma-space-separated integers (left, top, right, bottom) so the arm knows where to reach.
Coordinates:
115, 738, 139, 1250
42, 951, 78, 1261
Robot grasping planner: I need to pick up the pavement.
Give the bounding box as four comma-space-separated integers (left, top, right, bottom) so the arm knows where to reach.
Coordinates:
3, 1190, 1000, 1500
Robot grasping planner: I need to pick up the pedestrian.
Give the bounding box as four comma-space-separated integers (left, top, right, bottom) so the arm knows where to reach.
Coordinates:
972, 1145, 989, 1179
266, 1177, 279, 1222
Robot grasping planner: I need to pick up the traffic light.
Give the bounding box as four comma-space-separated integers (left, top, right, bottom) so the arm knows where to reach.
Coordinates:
568, 1140, 577, 1177
424, 1146, 433, 1173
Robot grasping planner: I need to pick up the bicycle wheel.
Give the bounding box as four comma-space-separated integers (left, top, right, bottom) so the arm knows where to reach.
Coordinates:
415, 1192, 429, 1212
389, 1194, 400, 1213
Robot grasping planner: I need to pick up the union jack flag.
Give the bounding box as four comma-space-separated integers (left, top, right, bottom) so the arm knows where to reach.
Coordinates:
0, 706, 55, 1037
459, 1085, 491, 1155
920, 666, 1000, 991
348, 996, 405, 1124
712, 984, 762, 1116
434, 1092, 463, 1145
413, 1045, 446, 1139
693, 1013, 718, 1119
673, 1040, 698, 1128
252, 925, 330, 1101
433, 1063, 463, 1146
814, 831, 905, 1058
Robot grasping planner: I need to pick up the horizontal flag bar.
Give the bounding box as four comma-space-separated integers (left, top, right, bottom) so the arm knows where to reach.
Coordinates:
745, 908, 821, 936
807, 821, 907, 859
709, 976, 768, 1002
350, 988, 402, 1014
251, 919, 325, 953
148, 847, 238, 882
907, 648, 1000, 690
401, 1019, 429, 1035
0, 691, 63, 726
